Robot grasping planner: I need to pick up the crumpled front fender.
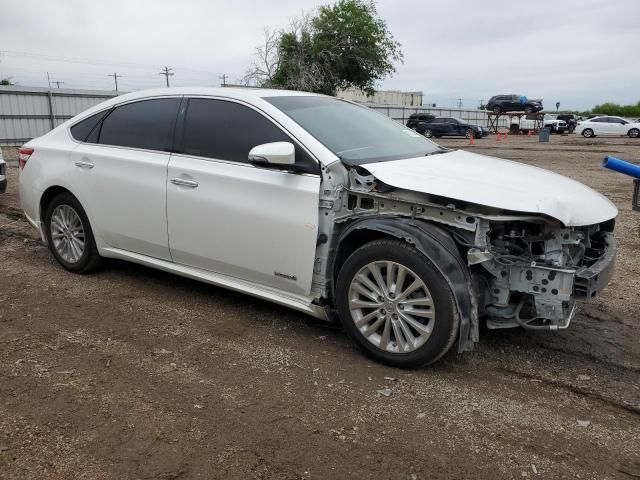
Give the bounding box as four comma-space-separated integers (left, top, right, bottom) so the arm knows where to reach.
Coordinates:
334, 217, 479, 353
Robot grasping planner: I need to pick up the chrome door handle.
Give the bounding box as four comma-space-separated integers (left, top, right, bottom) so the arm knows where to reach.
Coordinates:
171, 177, 199, 188
74, 160, 94, 169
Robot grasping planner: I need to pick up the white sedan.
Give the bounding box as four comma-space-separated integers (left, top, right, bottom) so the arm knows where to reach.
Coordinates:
575, 116, 640, 138
18, 87, 617, 367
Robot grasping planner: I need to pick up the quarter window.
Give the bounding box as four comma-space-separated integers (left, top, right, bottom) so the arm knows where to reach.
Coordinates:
70, 110, 110, 142
180, 98, 318, 173
98, 98, 181, 151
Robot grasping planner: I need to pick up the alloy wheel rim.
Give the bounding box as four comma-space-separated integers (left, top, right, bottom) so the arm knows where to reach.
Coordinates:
348, 261, 435, 354
425, 130, 433, 138
51, 205, 85, 263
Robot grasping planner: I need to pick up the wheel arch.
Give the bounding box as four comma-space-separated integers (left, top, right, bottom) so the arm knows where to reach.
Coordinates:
332, 217, 479, 353
39, 185, 75, 221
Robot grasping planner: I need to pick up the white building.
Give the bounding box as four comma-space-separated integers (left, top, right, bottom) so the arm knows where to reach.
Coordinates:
337, 87, 423, 106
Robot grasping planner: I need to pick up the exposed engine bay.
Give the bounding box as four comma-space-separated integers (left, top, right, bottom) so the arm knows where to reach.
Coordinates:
318, 165, 616, 349
463, 218, 615, 330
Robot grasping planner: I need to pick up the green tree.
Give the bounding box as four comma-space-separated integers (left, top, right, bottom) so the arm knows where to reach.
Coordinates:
584, 101, 640, 118
0, 77, 14, 85
245, 0, 403, 95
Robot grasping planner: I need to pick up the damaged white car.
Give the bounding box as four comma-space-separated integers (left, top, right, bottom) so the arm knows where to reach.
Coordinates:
18, 88, 617, 367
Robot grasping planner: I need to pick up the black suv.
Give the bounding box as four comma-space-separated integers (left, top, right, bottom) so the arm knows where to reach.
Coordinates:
486, 95, 543, 114
556, 114, 577, 133
406, 113, 436, 134
421, 117, 487, 139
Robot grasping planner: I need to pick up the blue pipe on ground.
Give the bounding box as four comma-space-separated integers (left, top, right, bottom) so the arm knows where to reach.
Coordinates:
602, 155, 640, 179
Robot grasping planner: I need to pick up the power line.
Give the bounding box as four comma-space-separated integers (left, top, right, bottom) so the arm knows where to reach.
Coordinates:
0, 50, 221, 76
107, 71, 123, 92
159, 66, 174, 88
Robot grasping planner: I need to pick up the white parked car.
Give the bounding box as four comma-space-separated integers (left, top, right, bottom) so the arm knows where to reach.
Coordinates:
575, 116, 640, 138
19, 88, 618, 367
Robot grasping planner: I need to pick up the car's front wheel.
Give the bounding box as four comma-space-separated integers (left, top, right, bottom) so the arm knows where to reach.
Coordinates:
44, 192, 102, 273
628, 128, 640, 138
424, 129, 434, 138
582, 128, 595, 138
336, 240, 459, 368
464, 128, 474, 138
524, 105, 534, 114
492, 106, 501, 114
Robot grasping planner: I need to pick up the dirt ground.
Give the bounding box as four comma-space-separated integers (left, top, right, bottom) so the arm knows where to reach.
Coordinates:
1, 135, 639, 480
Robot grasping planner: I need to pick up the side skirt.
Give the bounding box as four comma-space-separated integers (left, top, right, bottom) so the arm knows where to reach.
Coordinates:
101, 248, 329, 321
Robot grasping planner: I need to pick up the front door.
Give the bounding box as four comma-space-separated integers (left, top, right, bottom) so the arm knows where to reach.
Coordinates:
166, 98, 321, 296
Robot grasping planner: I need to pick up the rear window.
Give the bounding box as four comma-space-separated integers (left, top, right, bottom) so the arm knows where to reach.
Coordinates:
70, 110, 110, 142
98, 98, 181, 152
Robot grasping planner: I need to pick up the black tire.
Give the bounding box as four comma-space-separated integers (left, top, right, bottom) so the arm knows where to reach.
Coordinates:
509, 124, 520, 134
628, 128, 640, 138
424, 129, 434, 138
582, 128, 594, 138
492, 106, 502, 114
524, 105, 534, 114
464, 128, 474, 138
44, 192, 102, 273
335, 240, 459, 368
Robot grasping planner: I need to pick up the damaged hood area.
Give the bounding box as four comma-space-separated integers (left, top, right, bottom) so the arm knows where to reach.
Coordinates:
361, 149, 618, 226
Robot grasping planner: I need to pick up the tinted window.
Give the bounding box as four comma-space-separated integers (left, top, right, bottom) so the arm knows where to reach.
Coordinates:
592, 118, 607, 123
608, 118, 625, 124
181, 98, 318, 173
98, 98, 181, 151
70, 110, 110, 142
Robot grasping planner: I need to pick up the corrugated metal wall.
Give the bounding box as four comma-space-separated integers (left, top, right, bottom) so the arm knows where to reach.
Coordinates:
0, 86, 507, 145
0, 86, 117, 145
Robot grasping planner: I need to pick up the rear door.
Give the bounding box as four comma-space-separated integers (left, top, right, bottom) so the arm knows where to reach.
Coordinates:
590, 117, 611, 135
166, 97, 321, 296
69, 97, 181, 260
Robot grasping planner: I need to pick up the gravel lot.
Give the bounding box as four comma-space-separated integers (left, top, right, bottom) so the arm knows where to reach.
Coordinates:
1, 135, 639, 479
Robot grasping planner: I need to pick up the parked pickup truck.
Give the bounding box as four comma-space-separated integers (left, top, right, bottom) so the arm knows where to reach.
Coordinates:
510, 114, 567, 134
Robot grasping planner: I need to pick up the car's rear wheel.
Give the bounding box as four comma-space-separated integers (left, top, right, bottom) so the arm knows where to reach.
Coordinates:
582, 128, 595, 138
44, 192, 102, 273
464, 128, 474, 138
336, 240, 459, 368
628, 128, 640, 138
424, 129, 434, 138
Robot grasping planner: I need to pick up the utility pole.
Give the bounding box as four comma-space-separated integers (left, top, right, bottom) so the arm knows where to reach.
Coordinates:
159, 66, 174, 88
46, 72, 51, 88
456, 98, 463, 109
53, 80, 64, 88
219, 74, 228, 87
108, 72, 123, 92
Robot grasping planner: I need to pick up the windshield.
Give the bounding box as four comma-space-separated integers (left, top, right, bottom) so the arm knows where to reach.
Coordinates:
265, 96, 442, 165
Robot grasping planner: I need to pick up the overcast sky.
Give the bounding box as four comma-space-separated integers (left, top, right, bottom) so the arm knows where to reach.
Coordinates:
0, 0, 638, 110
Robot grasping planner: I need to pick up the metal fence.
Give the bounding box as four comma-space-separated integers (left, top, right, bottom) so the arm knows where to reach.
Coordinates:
368, 104, 508, 129
0, 86, 507, 145
0, 86, 117, 146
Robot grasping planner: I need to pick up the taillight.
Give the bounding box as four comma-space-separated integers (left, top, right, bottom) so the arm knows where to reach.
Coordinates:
18, 147, 33, 170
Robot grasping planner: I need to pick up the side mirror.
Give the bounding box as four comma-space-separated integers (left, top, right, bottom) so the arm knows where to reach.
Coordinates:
248, 142, 295, 165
